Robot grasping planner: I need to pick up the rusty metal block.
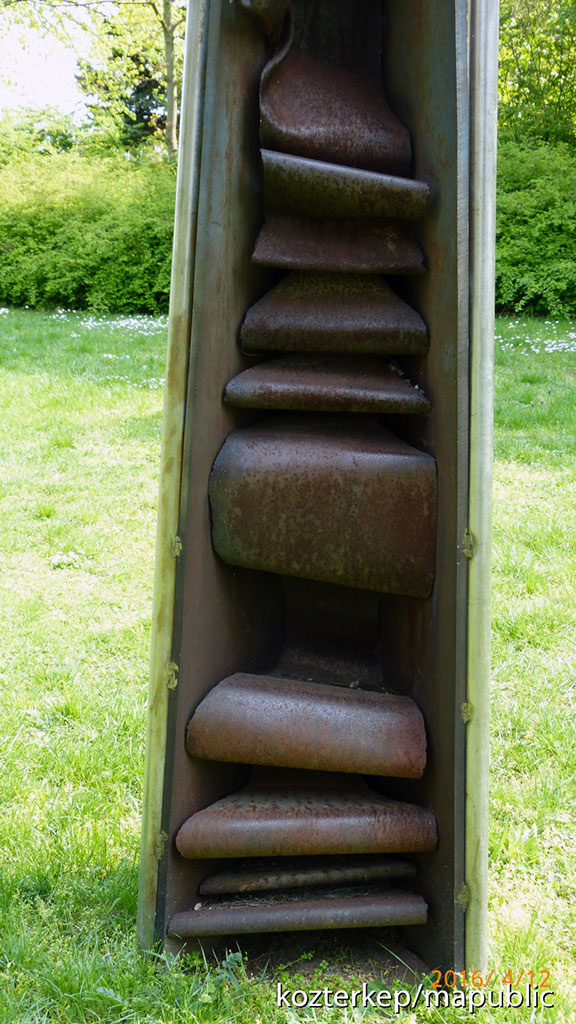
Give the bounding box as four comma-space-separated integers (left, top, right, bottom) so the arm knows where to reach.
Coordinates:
175, 772, 438, 859
253, 216, 425, 274
261, 43, 412, 176
209, 415, 436, 596
168, 888, 427, 937
262, 150, 430, 222
224, 356, 431, 414
240, 272, 428, 356
199, 854, 417, 895
187, 673, 427, 777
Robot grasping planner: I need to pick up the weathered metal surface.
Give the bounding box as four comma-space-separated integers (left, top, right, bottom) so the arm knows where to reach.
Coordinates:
187, 673, 427, 777
262, 150, 430, 222
224, 356, 431, 414
200, 855, 417, 895
241, 272, 428, 356
168, 888, 427, 937
253, 217, 425, 274
260, 42, 412, 176
175, 774, 438, 858
209, 415, 437, 596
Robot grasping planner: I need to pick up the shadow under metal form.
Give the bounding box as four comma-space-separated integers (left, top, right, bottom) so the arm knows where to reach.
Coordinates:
138, 0, 498, 973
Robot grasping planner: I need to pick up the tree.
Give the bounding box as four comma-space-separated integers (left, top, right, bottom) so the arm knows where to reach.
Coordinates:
77, 45, 167, 150
0, 0, 185, 159
74, 5, 184, 156
499, 0, 576, 144
0, 107, 81, 163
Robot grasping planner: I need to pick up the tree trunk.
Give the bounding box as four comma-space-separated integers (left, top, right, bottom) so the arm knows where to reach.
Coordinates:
163, 0, 178, 160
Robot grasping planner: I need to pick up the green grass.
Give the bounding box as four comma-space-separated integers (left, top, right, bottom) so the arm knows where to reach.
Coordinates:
0, 308, 574, 1022
488, 317, 576, 1021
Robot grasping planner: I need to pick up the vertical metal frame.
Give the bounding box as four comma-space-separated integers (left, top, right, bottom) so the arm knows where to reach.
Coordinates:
137, 0, 211, 946
466, 0, 499, 974
379, 0, 470, 968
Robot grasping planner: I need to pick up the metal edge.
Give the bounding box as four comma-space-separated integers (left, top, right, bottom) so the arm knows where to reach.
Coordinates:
466, 0, 499, 974
453, 0, 472, 970
136, 0, 211, 949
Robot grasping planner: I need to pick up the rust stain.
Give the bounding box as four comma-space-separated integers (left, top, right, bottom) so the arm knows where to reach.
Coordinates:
429, 239, 443, 270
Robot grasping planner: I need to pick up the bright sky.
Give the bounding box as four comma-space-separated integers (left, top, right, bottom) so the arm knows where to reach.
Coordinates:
0, 20, 89, 117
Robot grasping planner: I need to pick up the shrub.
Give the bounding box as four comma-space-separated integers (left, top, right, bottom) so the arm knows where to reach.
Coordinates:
496, 139, 576, 316
0, 153, 176, 313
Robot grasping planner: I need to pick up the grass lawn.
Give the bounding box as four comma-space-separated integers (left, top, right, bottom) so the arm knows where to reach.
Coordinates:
0, 308, 574, 1022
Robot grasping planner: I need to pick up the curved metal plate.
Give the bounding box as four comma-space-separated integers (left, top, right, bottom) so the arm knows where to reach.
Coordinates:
176, 777, 438, 858
241, 272, 428, 355
224, 356, 431, 414
168, 888, 427, 936
260, 43, 412, 175
262, 149, 430, 221
253, 217, 425, 273
187, 673, 427, 777
199, 854, 417, 894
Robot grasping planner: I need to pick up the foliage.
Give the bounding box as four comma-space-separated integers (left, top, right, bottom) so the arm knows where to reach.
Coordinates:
0, 105, 153, 162
499, 0, 576, 143
0, 153, 176, 313
0, 107, 82, 162
496, 139, 576, 316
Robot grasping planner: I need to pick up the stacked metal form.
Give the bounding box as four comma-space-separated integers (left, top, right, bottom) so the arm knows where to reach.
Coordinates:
167, 0, 441, 941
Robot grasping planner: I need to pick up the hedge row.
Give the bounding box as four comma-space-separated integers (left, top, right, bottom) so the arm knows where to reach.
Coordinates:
0, 154, 176, 314
2, 142, 576, 316
496, 139, 576, 317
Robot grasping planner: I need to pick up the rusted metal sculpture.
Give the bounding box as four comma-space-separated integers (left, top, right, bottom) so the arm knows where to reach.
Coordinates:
165, 0, 438, 941
138, 0, 498, 973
